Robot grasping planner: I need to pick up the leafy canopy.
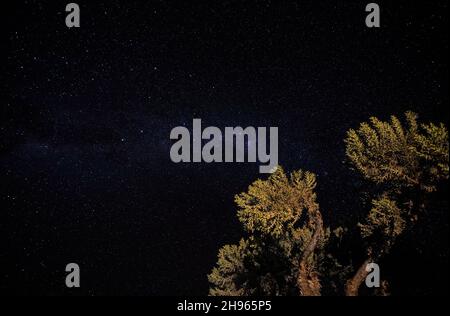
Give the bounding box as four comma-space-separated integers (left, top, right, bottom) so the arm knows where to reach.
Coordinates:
345, 111, 448, 192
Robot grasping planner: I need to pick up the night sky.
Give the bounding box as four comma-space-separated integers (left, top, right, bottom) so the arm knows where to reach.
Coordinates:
1, 1, 448, 295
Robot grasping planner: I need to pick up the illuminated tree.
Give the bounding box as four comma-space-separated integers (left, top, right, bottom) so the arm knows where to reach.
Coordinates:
344, 112, 449, 296
209, 111, 448, 296
208, 167, 327, 296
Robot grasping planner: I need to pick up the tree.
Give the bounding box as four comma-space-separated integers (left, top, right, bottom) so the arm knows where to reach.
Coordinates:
208, 167, 327, 296
344, 112, 449, 295
208, 111, 448, 296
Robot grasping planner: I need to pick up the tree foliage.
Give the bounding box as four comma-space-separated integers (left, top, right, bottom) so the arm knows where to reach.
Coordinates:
358, 197, 405, 255
208, 239, 252, 296
209, 111, 449, 296
344, 112, 449, 295
345, 111, 448, 192
346, 112, 448, 252
235, 168, 320, 239
208, 167, 327, 296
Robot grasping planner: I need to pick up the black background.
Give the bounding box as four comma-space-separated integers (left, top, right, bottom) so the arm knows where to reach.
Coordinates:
1, 1, 448, 295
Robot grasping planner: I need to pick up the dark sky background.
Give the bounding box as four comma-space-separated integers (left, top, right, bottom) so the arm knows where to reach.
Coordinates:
1, 1, 448, 295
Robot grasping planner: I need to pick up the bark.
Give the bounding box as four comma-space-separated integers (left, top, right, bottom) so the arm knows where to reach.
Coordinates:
298, 261, 321, 296
345, 257, 372, 296
297, 211, 324, 296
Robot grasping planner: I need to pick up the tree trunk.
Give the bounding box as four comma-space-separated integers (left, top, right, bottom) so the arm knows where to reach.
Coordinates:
297, 211, 323, 296
298, 261, 321, 296
345, 257, 372, 296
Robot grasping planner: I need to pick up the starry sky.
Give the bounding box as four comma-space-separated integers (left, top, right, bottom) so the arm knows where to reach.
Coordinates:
1, 1, 448, 295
